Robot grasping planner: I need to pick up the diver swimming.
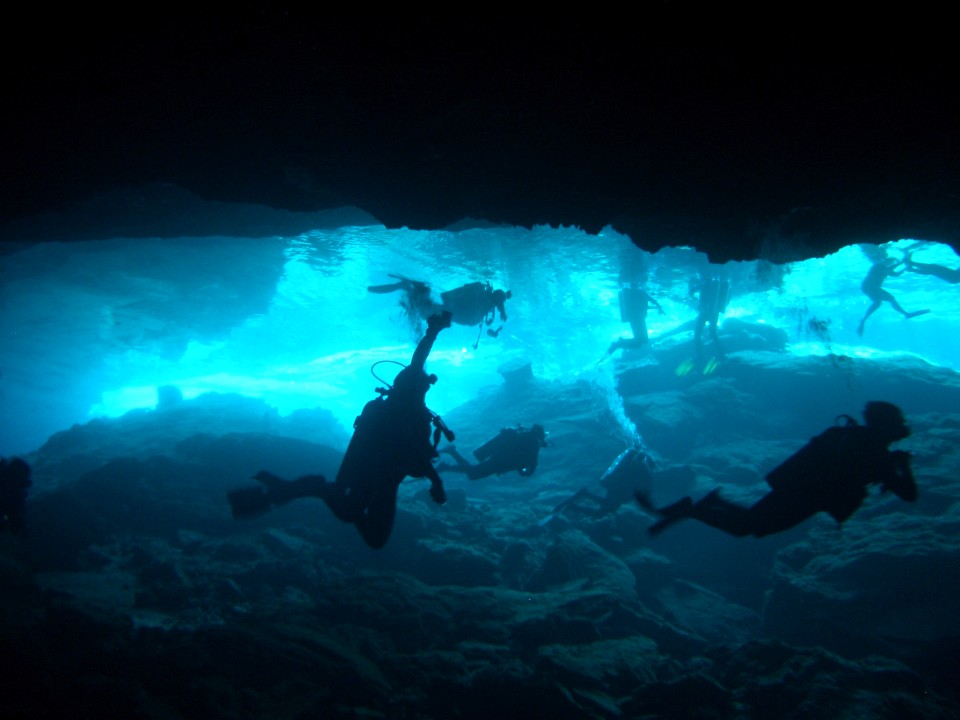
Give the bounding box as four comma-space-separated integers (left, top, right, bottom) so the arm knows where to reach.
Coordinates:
228, 312, 455, 549
368, 274, 511, 347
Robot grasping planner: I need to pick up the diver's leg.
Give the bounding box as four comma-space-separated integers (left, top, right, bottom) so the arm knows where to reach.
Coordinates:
605, 338, 624, 356
473, 456, 519, 481
742, 491, 818, 537
886, 292, 910, 316
461, 462, 491, 481
436, 457, 486, 480
693, 319, 705, 359
322, 467, 380, 524
858, 301, 881, 335
630, 319, 649, 345
709, 317, 723, 357
437, 445, 494, 480
617, 337, 645, 353
885, 293, 929, 319
354, 487, 398, 550
441, 446, 471, 466
319, 482, 363, 524
423, 464, 447, 503
645, 496, 694, 535
229, 471, 329, 519
367, 282, 405, 294
686, 489, 754, 537
271, 474, 328, 504
436, 446, 479, 477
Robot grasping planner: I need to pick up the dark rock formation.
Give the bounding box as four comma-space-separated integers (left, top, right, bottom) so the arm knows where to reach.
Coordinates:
5, 343, 958, 718
3, 15, 958, 262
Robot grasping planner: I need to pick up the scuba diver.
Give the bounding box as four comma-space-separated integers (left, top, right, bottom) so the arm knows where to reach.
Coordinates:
637, 401, 918, 538
0, 457, 31, 535
228, 312, 455, 549
544, 444, 655, 523
368, 274, 511, 346
903, 250, 960, 284
856, 254, 929, 337
604, 282, 665, 357
692, 267, 729, 365
676, 266, 729, 376
436, 424, 548, 480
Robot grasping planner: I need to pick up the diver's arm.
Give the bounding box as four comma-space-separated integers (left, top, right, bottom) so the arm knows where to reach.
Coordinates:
409, 311, 452, 371
884, 450, 918, 501
524, 444, 539, 474
517, 438, 540, 476
424, 464, 447, 504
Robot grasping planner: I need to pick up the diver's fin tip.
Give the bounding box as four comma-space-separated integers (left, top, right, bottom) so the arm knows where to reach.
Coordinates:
675, 358, 695, 377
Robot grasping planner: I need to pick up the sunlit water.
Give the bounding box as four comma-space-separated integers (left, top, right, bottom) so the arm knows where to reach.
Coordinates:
2, 223, 958, 455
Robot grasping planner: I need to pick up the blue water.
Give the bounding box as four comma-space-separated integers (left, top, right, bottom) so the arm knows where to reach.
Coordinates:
1, 224, 957, 455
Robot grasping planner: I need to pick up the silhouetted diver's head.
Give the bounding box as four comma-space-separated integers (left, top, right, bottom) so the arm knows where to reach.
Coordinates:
863, 401, 910, 442
392, 366, 437, 400
531, 423, 547, 446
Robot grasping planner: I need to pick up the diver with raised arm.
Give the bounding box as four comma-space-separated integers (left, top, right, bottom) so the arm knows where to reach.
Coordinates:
228, 312, 455, 549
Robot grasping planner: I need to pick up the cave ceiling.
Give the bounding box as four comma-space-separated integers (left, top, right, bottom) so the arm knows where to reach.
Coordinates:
2, 15, 957, 263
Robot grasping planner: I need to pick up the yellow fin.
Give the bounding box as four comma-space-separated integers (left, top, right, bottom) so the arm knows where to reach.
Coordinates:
675, 358, 695, 376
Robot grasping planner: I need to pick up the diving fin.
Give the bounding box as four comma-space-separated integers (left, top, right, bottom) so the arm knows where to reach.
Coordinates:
703, 356, 720, 375
536, 487, 590, 527
906, 309, 930, 319
675, 358, 695, 377
551, 487, 590, 515
536, 513, 557, 527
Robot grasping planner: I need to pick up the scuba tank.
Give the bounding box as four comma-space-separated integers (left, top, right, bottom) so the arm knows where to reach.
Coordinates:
599, 445, 654, 486
600, 447, 637, 483
473, 427, 518, 462
766, 415, 857, 492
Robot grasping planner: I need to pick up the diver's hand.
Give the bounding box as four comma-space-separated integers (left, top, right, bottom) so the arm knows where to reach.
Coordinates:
429, 482, 447, 505
428, 311, 453, 332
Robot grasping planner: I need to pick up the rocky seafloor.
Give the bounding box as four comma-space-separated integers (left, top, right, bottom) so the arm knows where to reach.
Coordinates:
3, 326, 959, 719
